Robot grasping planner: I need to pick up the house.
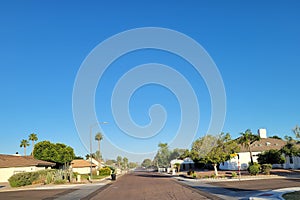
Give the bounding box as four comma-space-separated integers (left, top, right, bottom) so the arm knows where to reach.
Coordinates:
70, 159, 96, 174
0, 154, 56, 182
86, 158, 105, 170
220, 129, 300, 170
170, 157, 195, 171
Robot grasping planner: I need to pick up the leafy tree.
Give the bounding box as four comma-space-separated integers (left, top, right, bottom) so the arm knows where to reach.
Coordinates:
169, 148, 188, 160
33, 141, 75, 165
28, 133, 38, 154
128, 162, 138, 169
122, 157, 129, 169
269, 135, 282, 140
117, 156, 122, 168
141, 158, 152, 168
105, 159, 116, 165
281, 142, 300, 157
191, 135, 217, 162
257, 149, 285, 165
293, 125, 300, 139
238, 129, 260, 165
153, 143, 171, 168
95, 132, 103, 161
74, 155, 84, 159
204, 133, 239, 176
20, 139, 30, 156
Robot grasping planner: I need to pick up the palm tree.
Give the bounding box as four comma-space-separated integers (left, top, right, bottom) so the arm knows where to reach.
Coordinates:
20, 139, 30, 156
238, 129, 260, 165
28, 133, 38, 155
95, 132, 103, 161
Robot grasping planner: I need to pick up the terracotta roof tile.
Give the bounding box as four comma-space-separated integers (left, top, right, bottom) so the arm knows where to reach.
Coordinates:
71, 159, 96, 168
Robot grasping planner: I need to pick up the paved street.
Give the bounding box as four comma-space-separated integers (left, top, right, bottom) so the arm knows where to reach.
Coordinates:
1, 172, 300, 200
179, 177, 300, 200
89, 172, 216, 200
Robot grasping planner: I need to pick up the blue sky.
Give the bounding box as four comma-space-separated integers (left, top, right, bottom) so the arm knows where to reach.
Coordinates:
0, 1, 299, 162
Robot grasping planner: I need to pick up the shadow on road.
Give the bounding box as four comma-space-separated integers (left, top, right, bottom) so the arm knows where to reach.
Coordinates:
134, 172, 171, 179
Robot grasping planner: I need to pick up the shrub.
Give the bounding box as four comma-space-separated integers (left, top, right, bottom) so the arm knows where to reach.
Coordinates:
192, 173, 197, 179
210, 174, 217, 179
54, 179, 67, 184
231, 172, 237, 178
187, 170, 194, 176
261, 164, 272, 175
248, 163, 261, 175
8, 172, 39, 187
99, 167, 111, 176
108, 166, 116, 174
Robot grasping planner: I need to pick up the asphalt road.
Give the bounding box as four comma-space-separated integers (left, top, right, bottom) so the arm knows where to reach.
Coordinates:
1, 172, 299, 200
89, 172, 215, 200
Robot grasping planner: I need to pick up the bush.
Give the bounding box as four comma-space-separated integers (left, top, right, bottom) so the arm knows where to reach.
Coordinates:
187, 170, 194, 176
210, 174, 217, 179
231, 172, 237, 178
99, 167, 111, 176
8, 172, 39, 187
261, 164, 272, 175
54, 179, 67, 184
248, 163, 261, 175
192, 173, 197, 179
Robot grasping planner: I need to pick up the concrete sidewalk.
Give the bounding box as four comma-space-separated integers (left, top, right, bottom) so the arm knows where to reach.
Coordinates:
249, 187, 300, 200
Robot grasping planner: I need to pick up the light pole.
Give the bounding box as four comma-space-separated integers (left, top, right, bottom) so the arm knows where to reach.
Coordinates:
90, 121, 108, 181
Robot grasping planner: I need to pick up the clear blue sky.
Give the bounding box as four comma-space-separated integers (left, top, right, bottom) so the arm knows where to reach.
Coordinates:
0, 1, 299, 162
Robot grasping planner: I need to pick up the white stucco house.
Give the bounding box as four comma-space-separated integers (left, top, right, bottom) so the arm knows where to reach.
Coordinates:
86, 158, 105, 170
170, 157, 195, 171
0, 154, 55, 182
220, 129, 300, 170
70, 159, 96, 174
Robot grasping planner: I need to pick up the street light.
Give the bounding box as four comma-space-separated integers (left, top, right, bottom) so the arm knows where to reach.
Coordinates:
90, 121, 108, 181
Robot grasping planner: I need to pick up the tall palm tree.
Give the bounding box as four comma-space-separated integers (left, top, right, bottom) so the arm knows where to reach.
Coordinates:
28, 133, 38, 155
238, 129, 260, 165
20, 139, 30, 156
95, 132, 103, 161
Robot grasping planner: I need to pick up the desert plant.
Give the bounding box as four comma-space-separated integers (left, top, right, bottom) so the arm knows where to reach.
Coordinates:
210, 174, 217, 178
231, 172, 237, 178
261, 164, 272, 175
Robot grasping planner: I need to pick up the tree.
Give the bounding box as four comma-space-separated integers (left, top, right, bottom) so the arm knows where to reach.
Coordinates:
191, 135, 217, 162
153, 143, 171, 168
238, 129, 260, 165
20, 139, 30, 156
269, 135, 282, 140
141, 158, 152, 168
28, 133, 38, 155
128, 162, 138, 169
204, 133, 239, 176
123, 157, 129, 169
293, 125, 300, 139
33, 141, 75, 165
95, 132, 103, 161
169, 148, 187, 160
257, 149, 285, 165
117, 156, 122, 168
105, 159, 116, 165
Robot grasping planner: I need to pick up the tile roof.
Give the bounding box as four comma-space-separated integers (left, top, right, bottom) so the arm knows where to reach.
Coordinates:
71, 159, 96, 168
239, 138, 287, 152
0, 154, 56, 168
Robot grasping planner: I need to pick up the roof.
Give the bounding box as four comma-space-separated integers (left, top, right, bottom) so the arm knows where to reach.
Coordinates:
0, 154, 56, 168
239, 138, 286, 152
71, 159, 96, 168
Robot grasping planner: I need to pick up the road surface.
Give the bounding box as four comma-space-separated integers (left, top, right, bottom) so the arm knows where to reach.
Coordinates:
90, 172, 215, 200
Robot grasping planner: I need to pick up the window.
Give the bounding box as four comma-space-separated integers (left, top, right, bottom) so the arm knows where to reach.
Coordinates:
290, 156, 293, 164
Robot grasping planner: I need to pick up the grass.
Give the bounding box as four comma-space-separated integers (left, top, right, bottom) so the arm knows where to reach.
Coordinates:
283, 191, 300, 200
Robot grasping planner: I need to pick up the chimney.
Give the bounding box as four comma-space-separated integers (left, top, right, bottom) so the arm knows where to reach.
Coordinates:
258, 129, 267, 138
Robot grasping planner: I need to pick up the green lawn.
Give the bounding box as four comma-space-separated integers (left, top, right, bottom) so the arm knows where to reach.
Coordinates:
283, 191, 300, 200
80, 174, 109, 180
